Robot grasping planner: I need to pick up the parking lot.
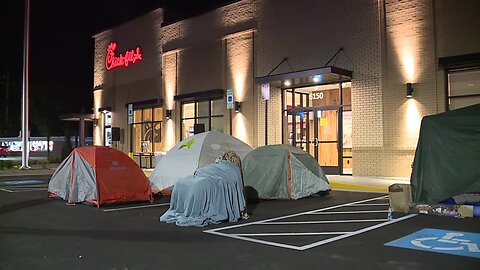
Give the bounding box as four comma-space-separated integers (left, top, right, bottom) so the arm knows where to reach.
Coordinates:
0, 175, 479, 270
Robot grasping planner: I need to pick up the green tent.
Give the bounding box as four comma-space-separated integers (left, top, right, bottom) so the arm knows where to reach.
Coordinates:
411, 103, 480, 203
242, 144, 330, 200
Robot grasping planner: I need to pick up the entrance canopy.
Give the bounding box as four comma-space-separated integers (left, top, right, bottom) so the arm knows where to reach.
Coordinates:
60, 113, 95, 147
254, 66, 352, 88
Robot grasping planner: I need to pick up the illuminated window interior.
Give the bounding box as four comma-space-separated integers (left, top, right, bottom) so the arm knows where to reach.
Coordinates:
181, 98, 224, 139
132, 106, 163, 154
447, 68, 480, 110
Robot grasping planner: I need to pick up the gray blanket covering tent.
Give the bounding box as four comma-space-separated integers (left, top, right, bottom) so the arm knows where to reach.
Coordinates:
160, 160, 246, 227
411, 103, 480, 203
242, 144, 330, 200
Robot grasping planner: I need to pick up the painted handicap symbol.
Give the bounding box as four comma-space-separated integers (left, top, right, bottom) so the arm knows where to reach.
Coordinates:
411, 232, 480, 253
385, 229, 480, 258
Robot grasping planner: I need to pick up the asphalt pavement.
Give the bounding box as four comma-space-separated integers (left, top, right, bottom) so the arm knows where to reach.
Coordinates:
0, 170, 479, 270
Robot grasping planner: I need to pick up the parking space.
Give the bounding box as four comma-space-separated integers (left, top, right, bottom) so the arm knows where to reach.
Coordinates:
0, 178, 478, 270
0, 178, 48, 193
205, 195, 416, 250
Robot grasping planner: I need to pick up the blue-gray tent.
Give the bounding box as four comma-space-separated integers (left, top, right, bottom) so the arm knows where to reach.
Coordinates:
242, 145, 330, 200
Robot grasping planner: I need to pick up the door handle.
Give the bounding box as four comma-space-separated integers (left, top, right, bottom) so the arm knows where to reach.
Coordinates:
313, 138, 319, 146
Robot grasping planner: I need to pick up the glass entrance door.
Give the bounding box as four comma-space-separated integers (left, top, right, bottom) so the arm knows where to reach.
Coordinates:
290, 106, 341, 174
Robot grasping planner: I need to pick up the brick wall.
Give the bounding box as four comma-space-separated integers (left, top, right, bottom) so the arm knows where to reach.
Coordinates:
366, 0, 438, 177
255, 0, 386, 175
256, 86, 282, 147
92, 0, 474, 176
93, 9, 163, 147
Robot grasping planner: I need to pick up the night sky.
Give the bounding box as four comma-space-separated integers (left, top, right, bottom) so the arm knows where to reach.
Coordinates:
0, 0, 235, 136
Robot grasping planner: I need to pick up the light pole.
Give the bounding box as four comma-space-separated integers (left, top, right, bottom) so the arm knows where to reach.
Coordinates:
21, 0, 31, 169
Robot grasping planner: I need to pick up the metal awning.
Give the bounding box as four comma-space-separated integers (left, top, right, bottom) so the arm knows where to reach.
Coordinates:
60, 113, 95, 122
254, 66, 352, 88
60, 113, 95, 147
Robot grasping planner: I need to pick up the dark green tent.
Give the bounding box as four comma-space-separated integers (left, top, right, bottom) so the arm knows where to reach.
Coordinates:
411, 103, 480, 203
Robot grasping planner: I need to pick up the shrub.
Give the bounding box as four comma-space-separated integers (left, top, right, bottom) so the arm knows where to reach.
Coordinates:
0, 160, 15, 170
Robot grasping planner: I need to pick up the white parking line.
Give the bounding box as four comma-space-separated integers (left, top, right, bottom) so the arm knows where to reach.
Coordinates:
0, 187, 47, 193
266, 219, 388, 225
309, 210, 388, 214
205, 231, 305, 250
206, 196, 389, 231
234, 232, 351, 236
204, 195, 417, 251
349, 203, 389, 206
299, 214, 417, 250
103, 203, 170, 212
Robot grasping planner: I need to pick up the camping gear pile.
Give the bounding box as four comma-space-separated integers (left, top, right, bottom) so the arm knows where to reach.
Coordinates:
160, 151, 246, 227
149, 131, 252, 193
48, 146, 152, 207
242, 144, 330, 200
388, 104, 480, 218
411, 103, 480, 204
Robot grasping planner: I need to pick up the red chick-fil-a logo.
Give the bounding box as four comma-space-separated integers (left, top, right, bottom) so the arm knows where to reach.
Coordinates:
105, 42, 143, 71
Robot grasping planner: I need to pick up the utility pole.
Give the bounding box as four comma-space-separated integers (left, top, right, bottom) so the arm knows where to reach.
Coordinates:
21, 0, 31, 169
5, 69, 9, 124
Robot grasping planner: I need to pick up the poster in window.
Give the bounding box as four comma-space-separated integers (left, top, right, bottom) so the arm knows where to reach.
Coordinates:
154, 123, 161, 142
343, 111, 352, 148
105, 127, 112, 147
143, 123, 152, 141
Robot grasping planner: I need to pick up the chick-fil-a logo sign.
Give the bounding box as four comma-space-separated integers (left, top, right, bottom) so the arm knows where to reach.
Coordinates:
105, 42, 143, 71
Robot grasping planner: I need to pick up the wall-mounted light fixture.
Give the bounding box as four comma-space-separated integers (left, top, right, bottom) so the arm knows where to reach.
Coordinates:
313, 75, 322, 83
166, 109, 172, 119
406, 83, 414, 98
98, 106, 112, 113
234, 101, 242, 113
93, 118, 99, 127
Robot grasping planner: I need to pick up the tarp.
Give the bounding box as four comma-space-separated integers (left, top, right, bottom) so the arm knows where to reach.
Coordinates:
160, 160, 246, 227
411, 103, 480, 203
149, 131, 252, 193
242, 144, 330, 200
48, 146, 152, 206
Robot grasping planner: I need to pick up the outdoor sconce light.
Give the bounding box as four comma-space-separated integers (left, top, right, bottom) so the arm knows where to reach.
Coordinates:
166, 109, 172, 119
234, 101, 242, 113
93, 118, 98, 127
98, 106, 112, 114
406, 83, 414, 98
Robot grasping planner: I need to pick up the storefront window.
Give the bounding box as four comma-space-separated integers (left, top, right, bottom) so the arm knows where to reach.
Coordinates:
131, 106, 162, 154
285, 91, 293, 109
447, 68, 480, 110
283, 82, 353, 174
181, 98, 224, 139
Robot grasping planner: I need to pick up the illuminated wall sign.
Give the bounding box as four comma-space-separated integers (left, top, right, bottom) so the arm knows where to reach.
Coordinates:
105, 42, 143, 71
261, 83, 270, 100
2, 141, 54, 152
226, 89, 234, 109
309, 92, 324, 100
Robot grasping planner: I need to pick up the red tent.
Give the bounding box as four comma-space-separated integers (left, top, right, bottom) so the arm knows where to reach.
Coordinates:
48, 146, 152, 206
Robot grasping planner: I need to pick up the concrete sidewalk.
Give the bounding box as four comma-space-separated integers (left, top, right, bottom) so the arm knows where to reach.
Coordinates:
327, 174, 410, 193
0, 164, 58, 177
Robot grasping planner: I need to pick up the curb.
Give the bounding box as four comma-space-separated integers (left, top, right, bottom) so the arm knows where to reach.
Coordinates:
330, 181, 388, 193
0, 170, 55, 178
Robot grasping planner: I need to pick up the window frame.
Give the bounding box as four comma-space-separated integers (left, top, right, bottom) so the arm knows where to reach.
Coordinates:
181, 97, 224, 139
445, 67, 480, 111
131, 105, 163, 154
